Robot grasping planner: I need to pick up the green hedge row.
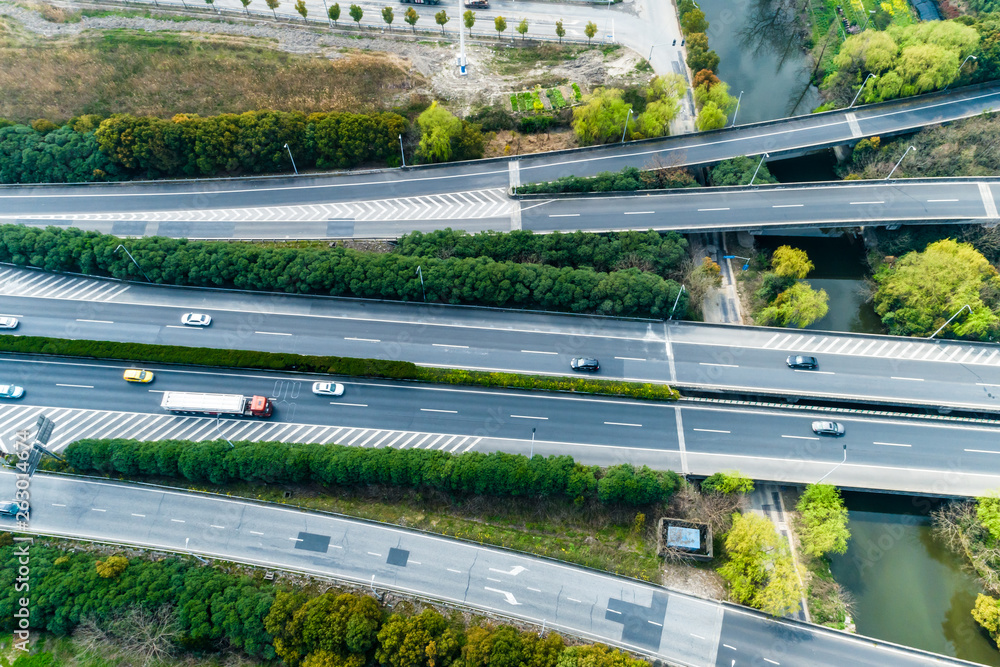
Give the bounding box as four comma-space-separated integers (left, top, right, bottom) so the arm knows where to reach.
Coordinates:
517, 165, 699, 195
65, 439, 681, 506
0, 335, 680, 401
0, 225, 687, 318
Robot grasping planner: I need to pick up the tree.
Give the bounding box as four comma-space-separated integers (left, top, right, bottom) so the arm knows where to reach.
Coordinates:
710, 156, 776, 186
494, 15, 507, 40
680, 7, 708, 33
463, 9, 475, 35
695, 101, 726, 131
701, 471, 754, 494
265, 0, 279, 18
685, 32, 720, 73
517, 17, 528, 40
416, 101, 461, 163
555, 19, 565, 44
382, 5, 393, 31
435, 9, 449, 34
719, 512, 802, 616
404, 6, 418, 32
771, 245, 814, 279
239, 0, 251, 15
328, 2, 340, 24
757, 282, 829, 328
974, 594, 1000, 643
204, 0, 218, 14
95, 555, 129, 579
977, 494, 1000, 541
694, 80, 736, 113
295, 0, 307, 22
584, 20, 597, 45
349, 3, 363, 26
796, 484, 850, 557
571, 87, 631, 145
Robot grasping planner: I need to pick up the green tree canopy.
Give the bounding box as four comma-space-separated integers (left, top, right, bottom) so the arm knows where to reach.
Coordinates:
796, 484, 850, 557
584, 20, 597, 44
757, 282, 829, 328
328, 2, 340, 23
571, 87, 632, 145
695, 101, 726, 131
349, 3, 363, 25
404, 6, 418, 31
771, 245, 814, 279
495, 15, 507, 38
701, 471, 754, 494
464, 9, 475, 34
718, 512, 802, 616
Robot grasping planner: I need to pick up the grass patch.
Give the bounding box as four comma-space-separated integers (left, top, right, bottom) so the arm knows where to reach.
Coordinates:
78, 7, 203, 21
0, 29, 419, 123
547, 87, 567, 108
599, 43, 621, 56
490, 43, 580, 75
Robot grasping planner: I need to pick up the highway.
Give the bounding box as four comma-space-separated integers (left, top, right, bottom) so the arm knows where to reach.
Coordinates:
1, 471, 977, 667
1, 84, 1000, 235
1, 354, 1000, 495
4, 266, 1000, 415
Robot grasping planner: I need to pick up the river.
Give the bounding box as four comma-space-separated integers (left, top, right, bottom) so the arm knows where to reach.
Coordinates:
829, 493, 1000, 664
696, 0, 822, 122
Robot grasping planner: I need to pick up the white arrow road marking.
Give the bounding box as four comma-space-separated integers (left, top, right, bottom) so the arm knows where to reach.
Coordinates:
485, 587, 521, 606
489, 566, 528, 576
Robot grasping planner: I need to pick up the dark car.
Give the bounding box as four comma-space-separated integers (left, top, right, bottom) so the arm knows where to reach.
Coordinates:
786, 355, 818, 370
0, 501, 21, 518
570, 357, 600, 372
811, 421, 845, 436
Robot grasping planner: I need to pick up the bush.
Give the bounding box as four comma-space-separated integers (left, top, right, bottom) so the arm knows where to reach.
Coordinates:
571, 82, 583, 100
0, 124, 124, 184
518, 165, 699, 196
467, 106, 516, 131
517, 115, 553, 133
547, 88, 567, 108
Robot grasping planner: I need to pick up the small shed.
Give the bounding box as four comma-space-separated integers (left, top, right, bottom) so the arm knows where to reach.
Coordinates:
657, 517, 713, 561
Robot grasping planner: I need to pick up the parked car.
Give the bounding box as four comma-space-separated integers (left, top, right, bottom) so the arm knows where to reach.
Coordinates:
0, 501, 21, 517
181, 313, 212, 327
123, 369, 155, 383
811, 421, 845, 436
786, 355, 818, 370
312, 382, 345, 396
0, 317, 19, 329
570, 357, 600, 372
0, 384, 25, 399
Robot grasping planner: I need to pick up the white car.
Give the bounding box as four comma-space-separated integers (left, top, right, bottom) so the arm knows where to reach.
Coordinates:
0, 384, 24, 399
0, 317, 19, 329
312, 382, 345, 396
181, 313, 212, 327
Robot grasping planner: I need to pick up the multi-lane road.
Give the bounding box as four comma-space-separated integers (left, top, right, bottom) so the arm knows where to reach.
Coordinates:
3, 471, 977, 667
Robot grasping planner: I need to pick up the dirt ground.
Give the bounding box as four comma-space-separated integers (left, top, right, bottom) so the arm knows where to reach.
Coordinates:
661, 561, 728, 600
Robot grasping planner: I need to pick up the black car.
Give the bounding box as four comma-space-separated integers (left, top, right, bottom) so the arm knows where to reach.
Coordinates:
786, 355, 818, 370
0, 501, 21, 518
570, 357, 600, 372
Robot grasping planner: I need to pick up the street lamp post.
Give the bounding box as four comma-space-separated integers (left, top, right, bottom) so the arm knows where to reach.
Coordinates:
114, 244, 151, 282
284, 143, 298, 176
861, 9, 875, 30
885, 145, 916, 179
723, 255, 752, 271
731, 90, 744, 127
749, 153, 769, 185
817, 443, 847, 484
929, 304, 972, 339
530, 427, 535, 458
849, 73, 877, 108
648, 42, 669, 61
398, 134, 406, 168
668, 284, 686, 319
416, 265, 426, 301
620, 107, 633, 143
945, 55, 978, 91
215, 416, 235, 449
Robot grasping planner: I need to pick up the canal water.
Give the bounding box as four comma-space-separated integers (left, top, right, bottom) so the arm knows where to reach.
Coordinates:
697, 0, 822, 122
829, 493, 1000, 665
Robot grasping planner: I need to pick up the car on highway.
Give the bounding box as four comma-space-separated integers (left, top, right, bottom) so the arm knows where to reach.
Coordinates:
181, 313, 212, 327
312, 382, 345, 396
0, 384, 24, 399
570, 357, 600, 372
0, 501, 20, 518
0, 317, 19, 329
123, 369, 155, 383
811, 420, 845, 436
786, 355, 818, 369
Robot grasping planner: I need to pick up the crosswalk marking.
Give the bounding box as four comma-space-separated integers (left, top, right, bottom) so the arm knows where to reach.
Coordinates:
0, 268, 130, 303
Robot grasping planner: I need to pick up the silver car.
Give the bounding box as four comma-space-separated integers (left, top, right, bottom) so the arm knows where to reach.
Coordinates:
0, 384, 25, 399
181, 313, 212, 327
811, 421, 845, 436
0, 316, 19, 329
312, 382, 345, 396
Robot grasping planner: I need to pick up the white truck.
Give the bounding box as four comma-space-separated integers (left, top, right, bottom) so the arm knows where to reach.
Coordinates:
160, 392, 273, 418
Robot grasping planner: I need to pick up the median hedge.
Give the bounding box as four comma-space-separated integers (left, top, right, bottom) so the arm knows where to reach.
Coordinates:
65, 438, 681, 506
0, 225, 688, 318
0, 335, 680, 401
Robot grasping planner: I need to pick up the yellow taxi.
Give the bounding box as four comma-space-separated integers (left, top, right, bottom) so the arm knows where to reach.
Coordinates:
123, 369, 154, 383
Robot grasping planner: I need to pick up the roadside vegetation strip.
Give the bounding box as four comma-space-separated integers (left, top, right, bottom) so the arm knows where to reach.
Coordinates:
0, 334, 680, 401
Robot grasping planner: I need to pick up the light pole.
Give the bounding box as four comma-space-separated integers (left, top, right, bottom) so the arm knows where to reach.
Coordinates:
416, 265, 426, 301
945, 55, 977, 91
620, 107, 633, 143
320, 0, 330, 25
723, 255, 752, 271
817, 443, 847, 484
668, 284, 686, 319
749, 153, 769, 185
398, 134, 406, 168
114, 244, 151, 282
284, 143, 298, 176
648, 41, 669, 61
849, 73, 877, 108
530, 427, 535, 458
860, 9, 875, 30
885, 145, 916, 179
929, 304, 972, 339
731, 90, 744, 127
215, 416, 235, 449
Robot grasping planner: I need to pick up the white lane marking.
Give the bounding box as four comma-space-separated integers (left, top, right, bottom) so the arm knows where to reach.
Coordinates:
487, 577, 502, 582
624, 211, 655, 215
648, 621, 663, 627
411, 561, 421, 565
976, 382, 1000, 388
966, 449, 1000, 454
772, 204, 803, 208
694, 428, 731, 434
850, 200, 884, 205
164, 325, 190, 329
723, 644, 737, 650
782, 435, 819, 440
874, 441, 911, 447
210, 524, 225, 529
330, 402, 368, 407
511, 415, 548, 420
250, 531, 264, 535
51, 503, 65, 507
567, 597, 582, 603
527, 587, 541, 592
521, 349, 558, 355
345, 337, 381, 342
981, 182, 999, 218
489, 566, 528, 576
793, 369, 835, 375
75, 319, 113, 324
548, 213, 580, 217
615, 356, 646, 361
131, 513, 145, 517
604, 421, 642, 427
255, 331, 291, 336
891, 376, 924, 381
928, 198, 959, 202
171, 519, 185, 523
91, 508, 106, 512
447, 568, 462, 573
368, 552, 382, 557
690, 633, 705, 639
421, 408, 458, 413
608, 608, 622, 614
699, 362, 739, 368
764, 660, 779, 666
57, 383, 94, 388
433, 343, 470, 348
288, 537, 302, 542
485, 588, 521, 605
697, 207, 730, 211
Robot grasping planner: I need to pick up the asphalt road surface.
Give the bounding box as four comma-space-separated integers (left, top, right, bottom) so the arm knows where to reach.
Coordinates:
0, 471, 981, 667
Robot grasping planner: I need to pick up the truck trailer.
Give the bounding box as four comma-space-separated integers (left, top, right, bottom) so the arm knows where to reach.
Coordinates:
160, 392, 273, 418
